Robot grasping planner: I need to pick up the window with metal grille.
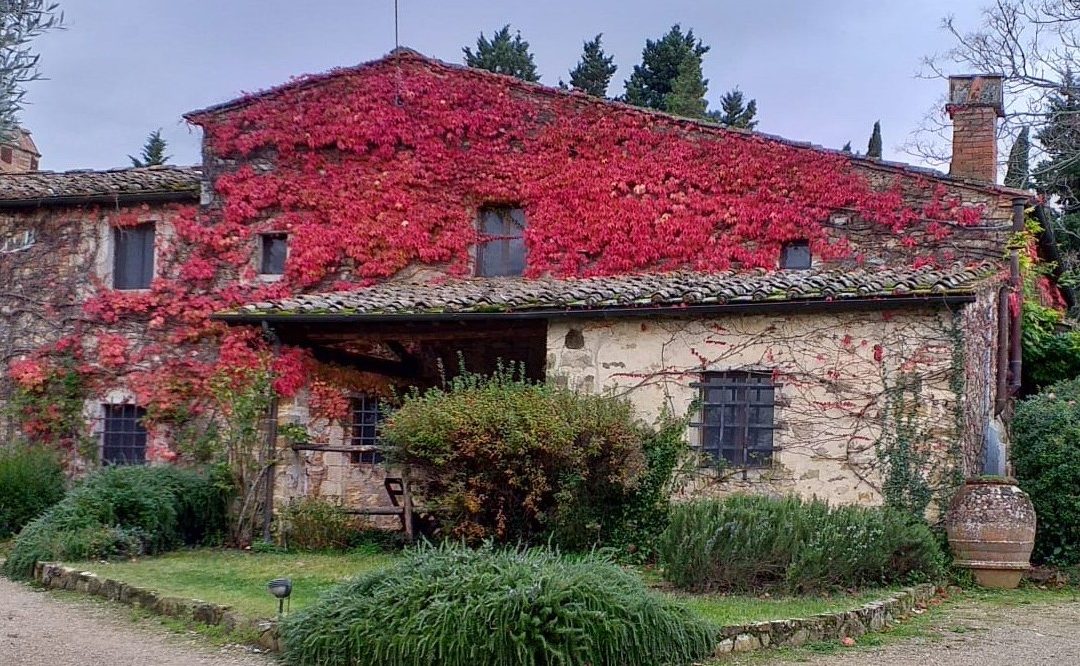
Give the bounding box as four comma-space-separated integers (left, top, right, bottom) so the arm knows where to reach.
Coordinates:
260, 233, 287, 275
101, 404, 147, 465
1, 146, 12, 163
780, 240, 811, 269
113, 223, 155, 289
476, 207, 526, 277
349, 395, 384, 464
693, 371, 776, 468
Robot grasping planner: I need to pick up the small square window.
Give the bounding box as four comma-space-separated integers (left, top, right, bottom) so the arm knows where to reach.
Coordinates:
693, 371, 776, 468
260, 233, 287, 275
113, 223, 155, 290
476, 207, 526, 277
1, 146, 12, 163
29, 157, 38, 171
780, 240, 811, 270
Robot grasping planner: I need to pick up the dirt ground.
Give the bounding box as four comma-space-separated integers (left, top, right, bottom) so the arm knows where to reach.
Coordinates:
745, 594, 1080, 665
0, 576, 275, 666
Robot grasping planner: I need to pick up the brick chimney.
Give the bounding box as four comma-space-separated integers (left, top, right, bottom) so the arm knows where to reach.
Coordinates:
947, 75, 1004, 183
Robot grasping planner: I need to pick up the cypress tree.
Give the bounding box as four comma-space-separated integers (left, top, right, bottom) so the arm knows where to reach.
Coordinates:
1005, 126, 1031, 188
624, 25, 709, 110
867, 121, 883, 159
566, 34, 617, 97
841, 141, 853, 153
463, 25, 540, 82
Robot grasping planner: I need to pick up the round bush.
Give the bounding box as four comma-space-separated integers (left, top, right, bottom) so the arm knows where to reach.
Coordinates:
280, 544, 718, 666
382, 369, 651, 545
658, 495, 943, 593
2, 464, 229, 579
0, 444, 65, 539
1012, 377, 1080, 564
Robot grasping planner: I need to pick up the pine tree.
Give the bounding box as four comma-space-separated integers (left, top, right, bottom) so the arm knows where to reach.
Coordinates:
566, 34, 616, 97
463, 25, 540, 82
867, 121, 883, 159
710, 88, 758, 129
129, 129, 170, 167
841, 141, 853, 153
624, 25, 709, 110
663, 54, 708, 119
1004, 126, 1031, 189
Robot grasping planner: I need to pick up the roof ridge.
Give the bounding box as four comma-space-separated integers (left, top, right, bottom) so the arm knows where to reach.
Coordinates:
183, 49, 1030, 199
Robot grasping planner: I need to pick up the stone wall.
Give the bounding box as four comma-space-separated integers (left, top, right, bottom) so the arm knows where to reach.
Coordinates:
547, 304, 975, 506
0, 201, 195, 457
272, 388, 399, 527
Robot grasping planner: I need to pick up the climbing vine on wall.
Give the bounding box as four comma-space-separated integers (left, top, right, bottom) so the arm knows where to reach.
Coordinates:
5, 52, 1001, 460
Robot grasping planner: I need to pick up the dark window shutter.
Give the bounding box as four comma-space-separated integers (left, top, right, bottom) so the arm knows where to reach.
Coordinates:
260, 234, 288, 275
114, 223, 155, 289
476, 207, 526, 277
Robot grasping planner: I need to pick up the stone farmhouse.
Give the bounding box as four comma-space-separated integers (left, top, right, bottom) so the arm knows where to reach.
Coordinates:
0, 49, 1063, 519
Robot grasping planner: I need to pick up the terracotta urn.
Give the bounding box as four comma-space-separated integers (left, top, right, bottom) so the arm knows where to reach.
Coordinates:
945, 478, 1036, 589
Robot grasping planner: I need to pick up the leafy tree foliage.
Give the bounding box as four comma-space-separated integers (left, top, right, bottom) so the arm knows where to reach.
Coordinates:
1005, 125, 1031, 188
867, 120, 883, 158
624, 24, 709, 111
0, 1, 64, 140
663, 54, 708, 119
709, 88, 757, 129
462, 24, 539, 82
566, 34, 616, 97
1012, 377, 1080, 564
129, 128, 171, 167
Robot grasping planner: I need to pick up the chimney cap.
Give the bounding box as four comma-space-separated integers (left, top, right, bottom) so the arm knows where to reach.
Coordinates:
947, 75, 1005, 118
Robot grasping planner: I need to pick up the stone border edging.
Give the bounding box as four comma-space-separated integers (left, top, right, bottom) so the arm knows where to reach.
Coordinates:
33, 562, 282, 652
33, 561, 938, 657
711, 582, 939, 655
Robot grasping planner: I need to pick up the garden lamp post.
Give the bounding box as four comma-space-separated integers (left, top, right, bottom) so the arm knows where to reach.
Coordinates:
268, 578, 292, 616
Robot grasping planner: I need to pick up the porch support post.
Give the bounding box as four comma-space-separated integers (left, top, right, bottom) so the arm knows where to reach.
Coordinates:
261, 321, 281, 544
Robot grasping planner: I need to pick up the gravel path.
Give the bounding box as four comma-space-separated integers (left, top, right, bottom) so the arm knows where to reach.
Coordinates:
0, 576, 276, 666
757, 595, 1080, 665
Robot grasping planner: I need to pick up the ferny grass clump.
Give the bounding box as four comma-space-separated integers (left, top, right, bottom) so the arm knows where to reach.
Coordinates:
280, 543, 718, 666
2, 464, 229, 580
658, 495, 943, 593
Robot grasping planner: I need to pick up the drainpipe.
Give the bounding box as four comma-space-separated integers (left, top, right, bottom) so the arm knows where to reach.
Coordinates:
261, 321, 281, 544
995, 286, 1010, 414
1008, 197, 1026, 396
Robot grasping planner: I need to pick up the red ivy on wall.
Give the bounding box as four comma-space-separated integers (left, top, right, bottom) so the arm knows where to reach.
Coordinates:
10, 53, 998, 451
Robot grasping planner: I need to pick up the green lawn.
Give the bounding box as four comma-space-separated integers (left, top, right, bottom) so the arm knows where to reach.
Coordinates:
64, 548, 394, 619
63, 547, 898, 628
682, 588, 899, 626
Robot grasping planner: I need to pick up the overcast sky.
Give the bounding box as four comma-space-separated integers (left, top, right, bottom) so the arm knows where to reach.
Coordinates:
21, 0, 988, 172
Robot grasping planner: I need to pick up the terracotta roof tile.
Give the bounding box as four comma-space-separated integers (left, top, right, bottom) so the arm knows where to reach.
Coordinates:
0, 165, 201, 203
220, 262, 1000, 320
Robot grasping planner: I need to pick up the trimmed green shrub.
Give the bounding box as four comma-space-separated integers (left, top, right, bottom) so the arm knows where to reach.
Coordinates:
280, 543, 718, 666
2, 464, 229, 579
1012, 377, 1080, 564
276, 497, 358, 551
658, 495, 944, 593
0, 445, 65, 539
383, 369, 680, 548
